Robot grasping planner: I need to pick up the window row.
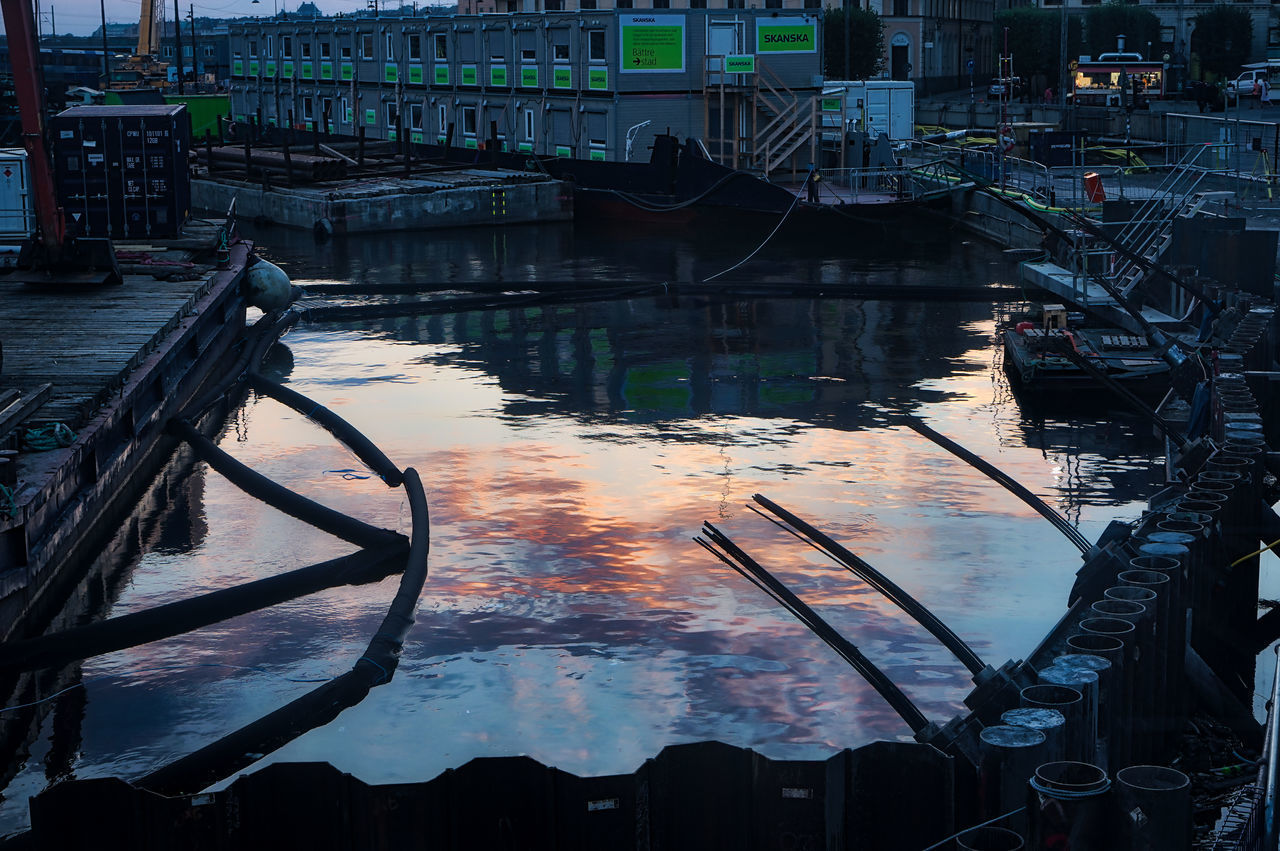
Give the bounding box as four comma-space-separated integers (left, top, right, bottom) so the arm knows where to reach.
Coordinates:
241, 30, 608, 63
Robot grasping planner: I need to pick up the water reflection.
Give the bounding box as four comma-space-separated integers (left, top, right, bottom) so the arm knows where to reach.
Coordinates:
0, 223, 1166, 835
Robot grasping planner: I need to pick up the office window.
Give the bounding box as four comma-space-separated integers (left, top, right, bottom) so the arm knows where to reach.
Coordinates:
521, 47, 537, 61
267, 35, 273, 56
301, 41, 311, 59
616, 0, 632, 8
163, 45, 173, 57
589, 30, 605, 60
248, 40, 258, 58
438, 103, 447, 133
409, 34, 422, 60
282, 36, 292, 58
361, 33, 374, 59
341, 42, 351, 59
524, 108, 534, 138
409, 103, 423, 130
321, 97, 333, 125
545, 0, 562, 8
341, 96, 349, 122
204, 44, 215, 57
462, 105, 477, 135
320, 41, 331, 59
303, 96, 314, 122
387, 102, 399, 129
765, 0, 781, 7
386, 32, 395, 58
654, 0, 670, 7
435, 33, 449, 60
690, 0, 707, 7
581, 0, 596, 8
554, 42, 570, 60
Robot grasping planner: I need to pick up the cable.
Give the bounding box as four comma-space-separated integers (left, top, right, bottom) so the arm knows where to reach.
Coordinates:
1232, 538, 1280, 568
702, 170, 808, 283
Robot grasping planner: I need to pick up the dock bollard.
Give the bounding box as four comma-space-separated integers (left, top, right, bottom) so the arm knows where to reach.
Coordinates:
1026, 761, 1111, 851
956, 825, 1025, 850
1020, 685, 1086, 770
1113, 765, 1191, 851
1116, 569, 1173, 763
1002, 708, 1068, 763
978, 726, 1048, 835
1037, 666, 1099, 765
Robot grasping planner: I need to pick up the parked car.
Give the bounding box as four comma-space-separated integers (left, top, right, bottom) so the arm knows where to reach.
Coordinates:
1226, 68, 1271, 103
988, 76, 1023, 99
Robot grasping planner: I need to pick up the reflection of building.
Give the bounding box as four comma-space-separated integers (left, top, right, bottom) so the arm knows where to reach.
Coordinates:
228, 10, 822, 167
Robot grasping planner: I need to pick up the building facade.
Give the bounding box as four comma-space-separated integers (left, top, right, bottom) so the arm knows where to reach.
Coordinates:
228, 10, 823, 165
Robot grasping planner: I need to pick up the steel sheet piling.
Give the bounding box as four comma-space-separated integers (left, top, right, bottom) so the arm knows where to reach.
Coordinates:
978, 725, 1048, 835
1037, 666, 1099, 765
1002, 708, 1068, 763
1020, 685, 1086, 769
1117, 569, 1172, 762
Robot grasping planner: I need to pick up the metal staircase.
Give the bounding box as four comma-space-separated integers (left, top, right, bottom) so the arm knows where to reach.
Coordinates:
701, 57, 816, 179
748, 62, 816, 178
1107, 146, 1225, 299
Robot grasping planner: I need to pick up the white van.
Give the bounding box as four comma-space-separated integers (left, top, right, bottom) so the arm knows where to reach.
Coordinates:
1227, 63, 1280, 101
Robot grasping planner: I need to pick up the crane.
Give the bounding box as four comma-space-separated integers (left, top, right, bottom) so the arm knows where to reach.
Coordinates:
0, 0, 120, 283
136, 0, 160, 58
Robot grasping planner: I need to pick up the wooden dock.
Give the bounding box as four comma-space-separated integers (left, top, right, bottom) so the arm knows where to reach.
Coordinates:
0, 229, 251, 641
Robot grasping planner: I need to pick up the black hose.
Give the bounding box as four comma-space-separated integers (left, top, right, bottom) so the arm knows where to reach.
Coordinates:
0, 544, 407, 675
1054, 346, 1189, 449
247, 373, 404, 487
902, 417, 1092, 553
169, 418, 401, 549
136, 467, 430, 796
697, 523, 930, 733
751, 495, 986, 676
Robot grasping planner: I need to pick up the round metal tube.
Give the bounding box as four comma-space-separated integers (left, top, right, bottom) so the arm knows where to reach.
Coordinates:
1002, 707, 1068, 763
1038, 665, 1099, 765
1117, 569, 1171, 762
979, 725, 1048, 829
1115, 765, 1191, 851
956, 826, 1025, 851
1021, 684, 1086, 769
1055, 652, 1119, 772
1027, 761, 1112, 851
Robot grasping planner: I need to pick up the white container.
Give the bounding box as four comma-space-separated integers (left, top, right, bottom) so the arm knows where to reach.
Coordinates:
0, 148, 33, 239
821, 80, 916, 142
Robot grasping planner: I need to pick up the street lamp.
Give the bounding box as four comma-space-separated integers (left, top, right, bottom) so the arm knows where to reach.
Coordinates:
251, 0, 278, 17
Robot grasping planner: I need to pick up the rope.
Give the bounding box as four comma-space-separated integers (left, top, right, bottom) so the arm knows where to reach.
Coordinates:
20, 423, 75, 452
0, 483, 14, 519
602, 168, 758, 213
702, 168, 808, 283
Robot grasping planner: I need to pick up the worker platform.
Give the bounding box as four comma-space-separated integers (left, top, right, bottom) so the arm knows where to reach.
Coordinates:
0, 222, 250, 640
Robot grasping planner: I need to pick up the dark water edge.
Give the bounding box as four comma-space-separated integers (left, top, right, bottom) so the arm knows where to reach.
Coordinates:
0, 218, 1174, 835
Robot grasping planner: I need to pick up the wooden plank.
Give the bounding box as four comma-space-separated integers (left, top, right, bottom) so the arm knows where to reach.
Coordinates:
0, 384, 53, 440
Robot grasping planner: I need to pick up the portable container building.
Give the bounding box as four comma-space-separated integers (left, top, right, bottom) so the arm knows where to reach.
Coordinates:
821, 80, 915, 141
0, 148, 33, 239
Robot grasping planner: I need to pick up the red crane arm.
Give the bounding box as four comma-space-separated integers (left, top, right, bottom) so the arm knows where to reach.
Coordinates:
1, 0, 64, 250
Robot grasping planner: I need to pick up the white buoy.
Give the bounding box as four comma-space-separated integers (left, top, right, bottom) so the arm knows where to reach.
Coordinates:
244, 258, 293, 311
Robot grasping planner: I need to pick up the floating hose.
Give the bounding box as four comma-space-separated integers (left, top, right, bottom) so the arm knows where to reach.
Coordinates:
169, 418, 401, 550
0, 543, 408, 675
136, 467, 430, 797
247, 373, 404, 487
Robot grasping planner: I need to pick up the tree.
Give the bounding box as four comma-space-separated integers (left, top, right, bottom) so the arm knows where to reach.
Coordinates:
823, 7, 885, 80
992, 8, 1084, 82
1190, 5, 1252, 79
1084, 3, 1160, 59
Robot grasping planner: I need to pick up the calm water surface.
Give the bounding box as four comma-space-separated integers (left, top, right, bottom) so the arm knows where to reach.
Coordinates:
0, 220, 1168, 831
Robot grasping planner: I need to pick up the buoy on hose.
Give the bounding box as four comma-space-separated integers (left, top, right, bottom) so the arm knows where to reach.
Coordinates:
244, 257, 293, 311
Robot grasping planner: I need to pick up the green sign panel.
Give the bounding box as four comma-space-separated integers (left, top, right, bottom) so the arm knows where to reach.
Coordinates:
249, 60, 259, 75
589, 149, 606, 161
520, 67, 538, 87
282, 61, 292, 79
821, 97, 842, 112
462, 65, 477, 85
233, 59, 244, 76
412, 132, 424, 143
409, 65, 423, 84
340, 63, 353, 81
301, 62, 313, 79
555, 145, 572, 157
518, 142, 533, 152
756, 21, 817, 54
553, 67, 572, 89
365, 108, 377, 125
385, 64, 398, 83
265, 60, 276, 77
725, 54, 755, 74
491, 66, 508, 86
321, 62, 333, 80
304, 120, 313, 131
588, 68, 608, 90
388, 129, 397, 141
464, 138, 478, 149
434, 66, 449, 85
620, 14, 685, 73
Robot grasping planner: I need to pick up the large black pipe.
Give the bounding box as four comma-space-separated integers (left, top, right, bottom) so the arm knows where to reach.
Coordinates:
247, 372, 404, 487
137, 468, 430, 796
169, 418, 400, 549
0, 544, 407, 675
751, 494, 986, 676
697, 524, 929, 734
902, 418, 1091, 553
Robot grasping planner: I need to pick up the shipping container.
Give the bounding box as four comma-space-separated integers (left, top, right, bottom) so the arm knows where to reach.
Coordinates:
822, 80, 916, 142
0, 148, 33, 239
51, 104, 191, 240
